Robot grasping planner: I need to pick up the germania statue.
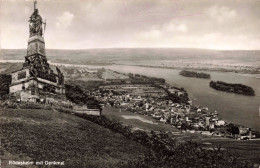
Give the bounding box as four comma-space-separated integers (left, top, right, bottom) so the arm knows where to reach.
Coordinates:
29, 0, 45, 37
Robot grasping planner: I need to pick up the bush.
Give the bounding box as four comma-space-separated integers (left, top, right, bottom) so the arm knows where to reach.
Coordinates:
0, 74, 12, 97
65, 82, 100, 108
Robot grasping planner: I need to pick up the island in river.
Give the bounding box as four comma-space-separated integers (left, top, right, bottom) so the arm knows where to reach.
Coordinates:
209, 81, 255, 96
179, 70, 211, 79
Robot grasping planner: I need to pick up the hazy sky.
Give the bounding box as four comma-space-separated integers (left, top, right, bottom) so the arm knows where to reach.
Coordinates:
1, 0, 260, 50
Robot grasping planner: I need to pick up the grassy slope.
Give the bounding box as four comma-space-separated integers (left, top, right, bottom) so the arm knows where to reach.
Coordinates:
0, 108, 148, 168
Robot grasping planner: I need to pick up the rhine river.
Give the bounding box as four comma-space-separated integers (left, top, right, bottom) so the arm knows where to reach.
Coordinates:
105, 65, 260, 131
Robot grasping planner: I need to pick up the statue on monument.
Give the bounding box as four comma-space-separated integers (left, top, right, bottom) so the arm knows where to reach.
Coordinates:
29, 9, 43, 37
29, 1, 45, 37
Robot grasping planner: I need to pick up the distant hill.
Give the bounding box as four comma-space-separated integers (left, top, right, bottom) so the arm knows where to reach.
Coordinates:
1, 48, 259, 75
1, 48, 260, 65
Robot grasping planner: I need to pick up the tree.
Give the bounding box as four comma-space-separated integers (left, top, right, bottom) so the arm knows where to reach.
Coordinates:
0, 74, 12, 98
227, 124, 239, 135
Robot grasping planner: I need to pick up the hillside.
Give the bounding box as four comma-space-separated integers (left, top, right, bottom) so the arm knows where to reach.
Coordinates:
102, 107, 260, 164
0, 108, 148, 168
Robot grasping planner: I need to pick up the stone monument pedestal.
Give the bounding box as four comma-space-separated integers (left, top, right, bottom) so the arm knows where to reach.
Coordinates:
9, 3, 66, 103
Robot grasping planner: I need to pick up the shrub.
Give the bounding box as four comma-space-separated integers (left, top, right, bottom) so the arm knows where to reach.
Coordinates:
2, 101, 52, 110
65, 82, 101, 108
0, 74, 12, 97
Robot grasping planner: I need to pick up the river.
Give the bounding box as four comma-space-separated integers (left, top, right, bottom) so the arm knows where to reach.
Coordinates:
105, 65, 260, 131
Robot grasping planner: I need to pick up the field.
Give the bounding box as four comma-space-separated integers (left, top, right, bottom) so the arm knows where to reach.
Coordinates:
0, 63, 22, 74
102, 106, 178, 132
0, 108, 148, 168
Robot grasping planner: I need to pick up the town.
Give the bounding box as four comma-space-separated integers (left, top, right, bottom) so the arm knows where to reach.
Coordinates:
65, 67, 258, 140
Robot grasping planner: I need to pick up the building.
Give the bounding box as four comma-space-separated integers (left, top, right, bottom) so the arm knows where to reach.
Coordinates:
205, 116, 210, 127
9, 1, 65, 102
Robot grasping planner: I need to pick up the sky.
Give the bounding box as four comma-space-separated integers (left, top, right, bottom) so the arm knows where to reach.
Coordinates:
0, 0, 260, 50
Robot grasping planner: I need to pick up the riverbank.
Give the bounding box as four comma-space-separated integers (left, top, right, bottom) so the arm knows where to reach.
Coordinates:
91, 68, 259, 137
104, 65, 260, 131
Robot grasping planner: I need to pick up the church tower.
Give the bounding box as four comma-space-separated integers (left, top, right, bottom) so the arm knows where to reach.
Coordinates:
9, 1, 66, 102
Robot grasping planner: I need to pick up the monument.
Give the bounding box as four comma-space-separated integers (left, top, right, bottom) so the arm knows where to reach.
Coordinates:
9, 0, 66, 102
